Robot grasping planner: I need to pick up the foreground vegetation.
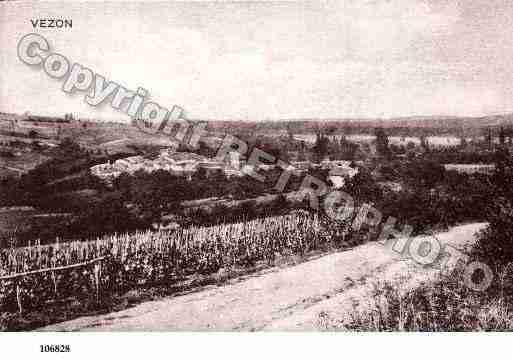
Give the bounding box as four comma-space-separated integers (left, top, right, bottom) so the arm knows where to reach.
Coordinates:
323, 273, 513, 331
0, 212, 371, 329
329, 194, 513, 331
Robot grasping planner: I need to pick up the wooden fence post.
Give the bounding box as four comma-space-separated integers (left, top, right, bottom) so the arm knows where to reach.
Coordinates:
0, 256, 106, 311
15, 280, 22, 315
51, 270, 58, 298
93, 260, 102, 303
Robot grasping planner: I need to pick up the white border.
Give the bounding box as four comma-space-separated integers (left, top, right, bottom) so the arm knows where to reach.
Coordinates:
0, 332, 511, 359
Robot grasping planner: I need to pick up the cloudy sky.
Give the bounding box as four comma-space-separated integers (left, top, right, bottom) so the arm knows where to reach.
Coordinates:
2, 0, 513, 122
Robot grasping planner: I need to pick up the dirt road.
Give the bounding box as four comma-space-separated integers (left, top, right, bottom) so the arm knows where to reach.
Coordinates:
40, 222, 486, 331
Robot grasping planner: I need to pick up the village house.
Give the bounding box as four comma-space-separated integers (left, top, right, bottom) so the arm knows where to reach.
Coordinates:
321, 160, 359, 189
90, 149, 249, 183
443, 164, 496, 175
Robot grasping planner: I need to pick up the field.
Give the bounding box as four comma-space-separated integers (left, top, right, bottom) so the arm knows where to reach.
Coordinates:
0, 207, 74, 247
0, 208, 39, 245
294, 134, 464, 147
0, 212, 361, 321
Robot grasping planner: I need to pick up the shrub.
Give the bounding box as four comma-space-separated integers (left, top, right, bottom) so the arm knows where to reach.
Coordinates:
474, 198, 513, 266
325, 275, 513, 331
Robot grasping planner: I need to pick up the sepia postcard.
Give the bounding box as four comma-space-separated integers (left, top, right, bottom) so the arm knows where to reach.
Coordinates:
1, 0, 513, 356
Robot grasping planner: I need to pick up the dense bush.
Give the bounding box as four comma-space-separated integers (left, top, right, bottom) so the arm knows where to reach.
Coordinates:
474, 198, 513, 266
369, 163, 496, 234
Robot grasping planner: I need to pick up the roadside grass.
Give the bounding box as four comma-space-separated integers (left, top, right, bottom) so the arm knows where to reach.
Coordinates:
321, 269, 513, 331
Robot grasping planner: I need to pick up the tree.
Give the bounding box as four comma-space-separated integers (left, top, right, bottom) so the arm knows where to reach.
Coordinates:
345, 167, 383, 203
313, 131, 329, 163
286, 124, 294, 141
195, 167, 208, 180
484, 128, 492, 150
474, 198, 513, 265
375, 128, 391, 159
298, 141, 307, 161
493, 127, 510, 190
403, 159, 445, 188
272, 194, 288, 212
59, 137, 82, 154
499, 126, 506, 146
420, 135, 429, 153
459, 137, 468, 149
336, 136, 358, 160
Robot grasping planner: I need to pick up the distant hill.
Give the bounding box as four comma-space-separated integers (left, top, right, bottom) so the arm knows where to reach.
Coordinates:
205, 114, 513, 137
4, 111, 513, 143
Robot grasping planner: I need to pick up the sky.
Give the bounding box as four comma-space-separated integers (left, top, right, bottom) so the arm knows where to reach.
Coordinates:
2, 0, 513, 122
